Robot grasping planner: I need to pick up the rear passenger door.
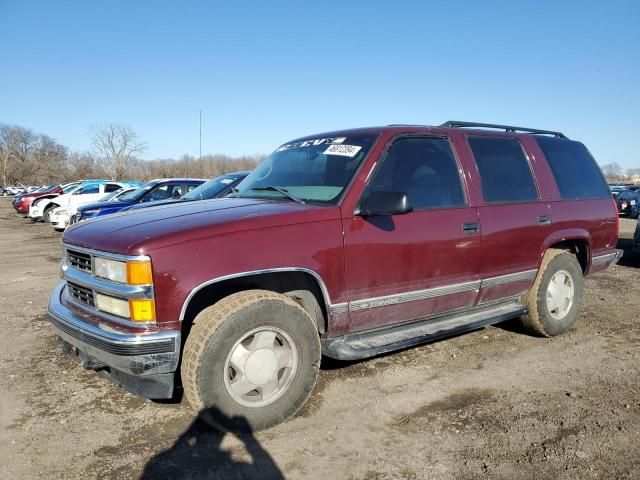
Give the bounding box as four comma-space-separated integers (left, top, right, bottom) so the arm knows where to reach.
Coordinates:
465, 136, 550, 303
343, 136, 482, 332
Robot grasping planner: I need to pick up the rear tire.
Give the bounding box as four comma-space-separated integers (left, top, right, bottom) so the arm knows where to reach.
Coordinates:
520, 248, 584, 337
181, 290, 321, 432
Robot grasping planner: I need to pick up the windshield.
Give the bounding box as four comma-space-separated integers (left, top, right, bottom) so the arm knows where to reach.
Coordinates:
62, 183, 80, 193
234, 134, 377, 204
98, 189, 126, 201
118, 184, 153, 202
183, 175, 244, 200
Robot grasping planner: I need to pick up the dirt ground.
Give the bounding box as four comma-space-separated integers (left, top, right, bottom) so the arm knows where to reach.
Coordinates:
0, 197, 638, 480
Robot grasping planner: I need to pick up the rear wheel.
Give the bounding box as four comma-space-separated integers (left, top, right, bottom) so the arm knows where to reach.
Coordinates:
181, 290, 321, 432
520, 249, 584, 337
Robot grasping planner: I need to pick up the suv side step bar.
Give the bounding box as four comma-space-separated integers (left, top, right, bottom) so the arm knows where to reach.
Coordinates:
322, 300, 527, 361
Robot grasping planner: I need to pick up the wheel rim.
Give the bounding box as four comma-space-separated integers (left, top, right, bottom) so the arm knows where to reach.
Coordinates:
223, 326, 298, 408
545, 270, 575, 320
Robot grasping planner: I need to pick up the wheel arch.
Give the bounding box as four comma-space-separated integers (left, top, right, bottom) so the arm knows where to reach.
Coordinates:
540, 229, 591, 274
180, 268, 331, 336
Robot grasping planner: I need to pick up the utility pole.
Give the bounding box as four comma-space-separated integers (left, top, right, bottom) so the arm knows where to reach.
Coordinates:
199, 109, 202, 160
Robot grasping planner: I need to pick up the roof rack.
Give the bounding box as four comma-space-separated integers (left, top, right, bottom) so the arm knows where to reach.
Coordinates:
440, 121, 567, 139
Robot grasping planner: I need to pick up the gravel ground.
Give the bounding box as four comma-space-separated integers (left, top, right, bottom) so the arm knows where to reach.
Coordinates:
0, 197, 639, 480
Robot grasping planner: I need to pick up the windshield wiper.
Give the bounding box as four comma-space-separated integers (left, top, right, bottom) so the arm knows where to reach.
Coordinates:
248, 186, 306, 204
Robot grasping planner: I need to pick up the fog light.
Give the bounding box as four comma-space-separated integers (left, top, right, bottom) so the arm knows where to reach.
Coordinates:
95, 293, 130, 318
129, 299, 156, 322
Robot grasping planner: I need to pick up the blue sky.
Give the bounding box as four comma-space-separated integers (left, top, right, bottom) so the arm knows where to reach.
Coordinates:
1, 1, 638, 168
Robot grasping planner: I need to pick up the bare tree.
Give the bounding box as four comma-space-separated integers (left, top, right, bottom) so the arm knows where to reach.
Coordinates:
0, 124, 37, 186
601, 162, 625, 183
91, 124, 147, 180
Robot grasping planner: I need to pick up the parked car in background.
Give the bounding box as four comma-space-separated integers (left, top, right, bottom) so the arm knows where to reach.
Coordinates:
50, 186, 139, 231
28, 181, 104, 222
119, 171, 249, 213
12, 184, 66, 214
5, 184, 28, 196
615, 189, 640, 218
71, 178, 206, 222
50, 121, 620, 431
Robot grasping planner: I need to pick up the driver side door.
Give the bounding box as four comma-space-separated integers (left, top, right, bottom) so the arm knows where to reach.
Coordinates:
343, 136, 482, 332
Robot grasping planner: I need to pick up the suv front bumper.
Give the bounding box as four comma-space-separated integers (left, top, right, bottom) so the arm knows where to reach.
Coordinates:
47, 281, 180, 398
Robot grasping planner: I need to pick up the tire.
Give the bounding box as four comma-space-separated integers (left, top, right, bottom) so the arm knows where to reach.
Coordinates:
520, 248, 584, 337
43, 205, 56, 223
181, 290, 321, 432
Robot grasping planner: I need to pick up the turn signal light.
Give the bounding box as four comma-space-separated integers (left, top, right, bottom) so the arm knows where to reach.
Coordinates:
126, 261, 153, 285
129, 299, 156, 322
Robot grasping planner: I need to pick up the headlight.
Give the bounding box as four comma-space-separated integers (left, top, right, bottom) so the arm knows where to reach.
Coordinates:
93, 257, 153, 285
94, 258, 127, 283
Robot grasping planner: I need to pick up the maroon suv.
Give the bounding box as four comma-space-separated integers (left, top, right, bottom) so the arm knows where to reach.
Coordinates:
48, 122, 620, 431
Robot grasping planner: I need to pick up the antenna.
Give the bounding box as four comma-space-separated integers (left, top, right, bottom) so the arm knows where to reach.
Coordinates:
199, 109, 202, 160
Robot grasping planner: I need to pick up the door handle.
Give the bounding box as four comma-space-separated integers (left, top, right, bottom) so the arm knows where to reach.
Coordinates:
538, 215, 552, 225
462, 222, 480, 234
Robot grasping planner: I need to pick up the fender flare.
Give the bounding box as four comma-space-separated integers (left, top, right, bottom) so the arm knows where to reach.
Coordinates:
539, 228, 592, 268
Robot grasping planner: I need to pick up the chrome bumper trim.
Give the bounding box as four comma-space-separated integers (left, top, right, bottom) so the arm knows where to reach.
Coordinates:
48, 282, 179, 376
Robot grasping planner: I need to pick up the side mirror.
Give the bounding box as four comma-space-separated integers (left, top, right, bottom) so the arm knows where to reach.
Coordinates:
360, 191, 413, 216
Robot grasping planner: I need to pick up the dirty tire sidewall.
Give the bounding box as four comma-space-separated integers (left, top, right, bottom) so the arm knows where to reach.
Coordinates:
522, 250, 584, 337
182, 290, 321, 432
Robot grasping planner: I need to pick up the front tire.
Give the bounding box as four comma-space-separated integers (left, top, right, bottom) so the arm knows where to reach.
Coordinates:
181, 290, 321, 432
520, 249, 584, 337
43, 205, 56, 223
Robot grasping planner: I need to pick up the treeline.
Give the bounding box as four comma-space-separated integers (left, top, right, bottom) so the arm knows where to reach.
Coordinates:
0, 123, 263, 186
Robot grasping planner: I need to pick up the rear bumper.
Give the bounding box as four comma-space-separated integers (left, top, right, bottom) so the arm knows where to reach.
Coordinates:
48, 282, 180, 398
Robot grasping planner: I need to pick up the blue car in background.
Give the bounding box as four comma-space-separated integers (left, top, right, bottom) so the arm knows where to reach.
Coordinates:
72, 178, 207, 223
122, 171, 249, 212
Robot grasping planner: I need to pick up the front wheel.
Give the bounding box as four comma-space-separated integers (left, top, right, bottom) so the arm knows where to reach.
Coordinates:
520, 249, 584, 337
181, 290, 321, 432
43, 205, 56, 223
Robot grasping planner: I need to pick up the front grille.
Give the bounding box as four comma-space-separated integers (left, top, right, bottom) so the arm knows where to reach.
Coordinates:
69, 214, 79, 225
67, 249, 92, 272
67, 282, 95, 308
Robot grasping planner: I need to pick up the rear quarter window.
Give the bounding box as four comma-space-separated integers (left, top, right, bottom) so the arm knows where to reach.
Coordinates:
468, 136, 538, 203
535, 137, 610, 199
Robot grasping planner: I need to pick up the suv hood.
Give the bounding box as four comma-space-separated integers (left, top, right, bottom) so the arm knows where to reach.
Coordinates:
63, 197, 339, 254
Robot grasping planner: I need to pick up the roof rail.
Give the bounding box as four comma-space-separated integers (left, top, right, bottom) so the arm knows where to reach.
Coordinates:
440, 121, 567, 139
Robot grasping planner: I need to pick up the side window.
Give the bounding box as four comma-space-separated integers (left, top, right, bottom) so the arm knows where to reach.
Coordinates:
185, 184, 198, 193
535, 137, 610, 199
105, 184, 121, 193
368, 137, 465, 210
468, 137, 538, 203
75, 185, 100, 195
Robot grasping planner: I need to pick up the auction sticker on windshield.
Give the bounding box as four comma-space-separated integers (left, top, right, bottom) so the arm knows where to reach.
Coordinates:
323, 144, 362, 157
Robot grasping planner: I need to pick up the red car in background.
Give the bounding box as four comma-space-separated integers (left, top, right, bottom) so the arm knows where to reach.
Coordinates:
12, 182, 78, 214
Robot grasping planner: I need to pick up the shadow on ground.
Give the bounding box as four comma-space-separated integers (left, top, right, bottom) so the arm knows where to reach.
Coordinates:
141, 407, 284, 480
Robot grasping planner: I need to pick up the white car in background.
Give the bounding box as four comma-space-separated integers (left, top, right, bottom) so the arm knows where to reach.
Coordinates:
49, 186, 137, 231
30, 181, 128, 223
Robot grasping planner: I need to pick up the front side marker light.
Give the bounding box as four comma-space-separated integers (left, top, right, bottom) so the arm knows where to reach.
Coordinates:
127, 261, 153, 285
129, 298, 156, 322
